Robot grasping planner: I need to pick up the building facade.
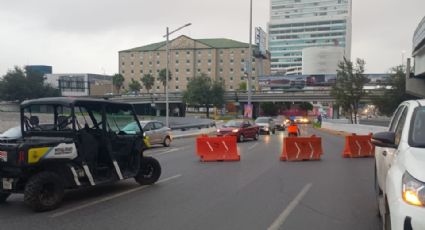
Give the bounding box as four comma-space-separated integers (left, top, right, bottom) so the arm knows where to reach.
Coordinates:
45, 73, 113, 97
268, 0, 352, 75
118, 35, 270, 93
407, 16, 425, 98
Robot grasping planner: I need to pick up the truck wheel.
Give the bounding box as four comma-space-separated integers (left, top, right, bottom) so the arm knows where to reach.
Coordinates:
24, 172, 64, 212
163, 136, 171, 147
135, 157, 161, 185
0, 193, 11, 203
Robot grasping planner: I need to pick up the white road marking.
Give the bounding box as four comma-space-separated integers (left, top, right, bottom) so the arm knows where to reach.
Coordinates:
267, 183, 313, 230
248, 143, 259, 150
156, 148, 180, 156
50, 174, 182, 218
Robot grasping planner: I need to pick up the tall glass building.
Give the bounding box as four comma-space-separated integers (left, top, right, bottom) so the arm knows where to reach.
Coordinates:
268, 0, 352, 75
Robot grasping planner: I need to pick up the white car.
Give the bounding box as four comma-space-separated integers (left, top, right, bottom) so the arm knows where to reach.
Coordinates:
373, 100, 425, 230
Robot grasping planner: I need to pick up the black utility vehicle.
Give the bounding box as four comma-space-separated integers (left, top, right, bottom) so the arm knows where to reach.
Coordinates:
0, 97, 161, 211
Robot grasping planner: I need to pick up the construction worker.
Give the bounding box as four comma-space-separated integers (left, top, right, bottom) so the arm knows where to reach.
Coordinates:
287, 120, 300, 137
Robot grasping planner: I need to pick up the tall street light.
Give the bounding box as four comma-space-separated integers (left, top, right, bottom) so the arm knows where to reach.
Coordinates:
163, 23, 192, 128
247, 0, 253, 106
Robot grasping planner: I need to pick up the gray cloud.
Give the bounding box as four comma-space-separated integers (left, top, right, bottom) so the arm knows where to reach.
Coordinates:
0, 0, 423, 75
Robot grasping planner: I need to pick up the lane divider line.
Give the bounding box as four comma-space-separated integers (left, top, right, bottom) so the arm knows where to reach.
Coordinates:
50, 174, 182, 218
267, 183, 313, 230
156, 148, 180, 156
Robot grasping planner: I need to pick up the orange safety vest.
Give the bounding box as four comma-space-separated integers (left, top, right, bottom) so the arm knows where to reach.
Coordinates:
288, 125, 298, 133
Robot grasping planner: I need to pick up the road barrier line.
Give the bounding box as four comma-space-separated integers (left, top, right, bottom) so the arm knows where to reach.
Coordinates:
50, 174, 182, 218
156, 148, 180, 156
267, 183, 313, 230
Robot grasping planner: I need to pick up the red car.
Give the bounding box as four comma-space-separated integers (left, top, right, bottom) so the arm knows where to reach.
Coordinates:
216, 120, 259, 142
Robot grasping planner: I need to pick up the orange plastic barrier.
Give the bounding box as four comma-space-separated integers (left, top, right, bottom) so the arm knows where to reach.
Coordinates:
342, 133, 375, 158
280, 135, 323, 161
196, 135, 240, 162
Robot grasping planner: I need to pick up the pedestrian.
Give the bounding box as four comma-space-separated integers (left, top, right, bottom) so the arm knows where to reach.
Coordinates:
317, 114, 322, 125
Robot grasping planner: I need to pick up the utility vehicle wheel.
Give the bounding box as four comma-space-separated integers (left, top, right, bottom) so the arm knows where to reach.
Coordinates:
135, 157, 161, 185
238, 134, 245, 142
0, 193, 11, 203
24, 172, 64, 212
163, 136, 171, 147
253, 132, 259, 141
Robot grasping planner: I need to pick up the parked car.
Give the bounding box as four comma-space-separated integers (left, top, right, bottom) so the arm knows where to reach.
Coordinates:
373, 100, 425, 230
216, 120, 259, 142
0, 126, 23, 141
254, 117, 276, 135
123, 120, 172, 147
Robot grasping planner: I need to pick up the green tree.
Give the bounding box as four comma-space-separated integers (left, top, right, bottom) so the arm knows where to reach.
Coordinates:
298, 102, 313, 116
331, 58, 369, 124
373, 66, 411, 116
158, 69, 172, 94
0, 66, 59, 102
112, 74, 125, 94
128, 78, 142, 94
183, 74, 225, 118
238, 81, 247, 91
141, 74, 155, 93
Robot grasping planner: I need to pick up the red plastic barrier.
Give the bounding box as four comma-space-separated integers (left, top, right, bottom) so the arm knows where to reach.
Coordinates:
196, 135, 240, 162
342, 133, 375, 158
280, 135, 323, 161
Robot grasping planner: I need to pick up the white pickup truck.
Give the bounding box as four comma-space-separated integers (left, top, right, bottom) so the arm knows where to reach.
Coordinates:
373, 100, 425, 230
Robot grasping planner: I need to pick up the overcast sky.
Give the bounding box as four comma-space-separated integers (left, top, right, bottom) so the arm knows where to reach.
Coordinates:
0, 0, 424, 76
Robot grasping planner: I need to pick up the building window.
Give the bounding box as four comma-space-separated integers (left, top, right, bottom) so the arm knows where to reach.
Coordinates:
140, 62, 143, 65
156, 52, 160, 56
230, 68, 234, 72
140, 70, 143, 73
253, 68, 256, 71
220, 50, 223, 54
241, 68, 245, 72
131, 62, 134, 66
186, 60, 190, 64
208, 68, 211, 72
131, 53, 134, 57
176, 60, 179, 64
219, 77, 223, 81
176, 69, 179, 72
156, 61, 160, 64
176, 86, 179, 89
230, 86, 233, 89
157, 86, 160, 89
241, 59, 245, 63
176, 51, 179, 55
198, 59, 201, 63
175, 77, 179, 81
121, 70, 125, 74
149, 70, 152, 73
156, 70, 159, 73
121, 62, 125, 66
186, 69, 190, 73
186, 77, 190, 81
197, 51, 201, 55
208, 59, 211, 63
241, 50, 245, 54
197, 69, 201, 72
230, 77, 233, 81
149, 61, 152, 65
186, 51, 190, 55
230, 59, 234, 63
220, 68, 223, 73
131, 70, 134, 74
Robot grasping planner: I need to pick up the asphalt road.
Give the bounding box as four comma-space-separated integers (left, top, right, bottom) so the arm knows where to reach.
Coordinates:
0, 126, 379, 230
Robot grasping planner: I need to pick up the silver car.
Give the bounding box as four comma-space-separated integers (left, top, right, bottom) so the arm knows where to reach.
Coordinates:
123, 120, 172, 147
254, 117, 276, 135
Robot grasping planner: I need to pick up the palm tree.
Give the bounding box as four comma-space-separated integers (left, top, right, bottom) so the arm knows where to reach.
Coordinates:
141, 74, 155, 94
158, 69, 172, 94
112, 74, 125, 94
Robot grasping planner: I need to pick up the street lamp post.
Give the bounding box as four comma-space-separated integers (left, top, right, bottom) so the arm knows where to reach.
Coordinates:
164, 23, 192, 128
247, 0, 253, 106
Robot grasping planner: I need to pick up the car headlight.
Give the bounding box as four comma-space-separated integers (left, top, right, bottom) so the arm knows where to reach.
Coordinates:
217, 129, 220, 133
232, 129, 239, 133
402, 172, 425, 206
143, 132, 146, 137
